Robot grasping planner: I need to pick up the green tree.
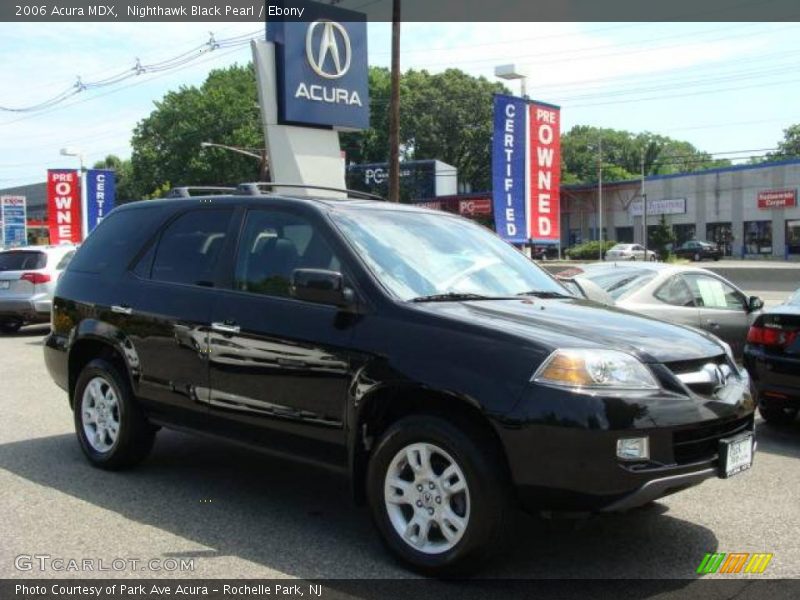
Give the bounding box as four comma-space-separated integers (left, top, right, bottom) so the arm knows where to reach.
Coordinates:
561, 126, 730, 184
767, 124, 800, 160
129, 63, 263, 198
342, 67, 508, 192
92, 154, 137, 203
650, 214, 676, 260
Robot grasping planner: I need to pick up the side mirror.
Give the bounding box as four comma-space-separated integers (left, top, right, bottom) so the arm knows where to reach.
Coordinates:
748, 296, 764, 312
290, 269, 356, 310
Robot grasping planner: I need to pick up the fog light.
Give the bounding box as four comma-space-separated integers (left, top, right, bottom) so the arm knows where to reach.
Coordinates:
617, 437, 650, 461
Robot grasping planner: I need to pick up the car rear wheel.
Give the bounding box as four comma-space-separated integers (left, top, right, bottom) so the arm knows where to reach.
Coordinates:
74, 358, 156, 470
0, 319, 22, 334
366, 415, 510, 576
759, 404, 799, 425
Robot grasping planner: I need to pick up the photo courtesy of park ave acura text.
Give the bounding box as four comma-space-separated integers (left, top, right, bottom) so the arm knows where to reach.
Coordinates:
1, 0, 800, 596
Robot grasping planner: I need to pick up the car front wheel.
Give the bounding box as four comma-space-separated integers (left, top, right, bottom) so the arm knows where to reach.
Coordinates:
74, 358, 156, 470
759, 404, 799, 425
0, 319, 22, 334
367, 415, 509, 576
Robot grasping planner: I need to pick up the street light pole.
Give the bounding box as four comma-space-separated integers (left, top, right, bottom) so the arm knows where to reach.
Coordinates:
200, 141, 269, 181
60, 147, 87, 240
387, 0, 401, 203
598, 137, 603, 261
641, 149, 648, 256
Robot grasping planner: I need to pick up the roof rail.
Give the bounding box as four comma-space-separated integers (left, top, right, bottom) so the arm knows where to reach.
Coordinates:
166, 186, 237, 198
236, 181, 384, 201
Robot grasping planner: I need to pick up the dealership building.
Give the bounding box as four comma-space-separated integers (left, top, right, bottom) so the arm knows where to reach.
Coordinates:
560, 158, 800, 258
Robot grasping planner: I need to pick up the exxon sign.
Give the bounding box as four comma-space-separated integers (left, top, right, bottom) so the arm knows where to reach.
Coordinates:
267, 2, 369, 131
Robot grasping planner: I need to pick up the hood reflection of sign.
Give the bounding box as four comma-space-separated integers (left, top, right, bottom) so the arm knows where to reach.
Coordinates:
306, 20, 351, 79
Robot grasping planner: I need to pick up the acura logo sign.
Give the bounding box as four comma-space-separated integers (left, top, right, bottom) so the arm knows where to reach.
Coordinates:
702, 362, 732, 392
306, 20, 351, 79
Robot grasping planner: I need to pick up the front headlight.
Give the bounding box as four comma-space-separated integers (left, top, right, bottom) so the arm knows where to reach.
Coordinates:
532, 348, 659, 392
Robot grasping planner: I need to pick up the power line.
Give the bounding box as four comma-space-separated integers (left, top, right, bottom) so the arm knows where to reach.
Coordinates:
0, 29, 262, 114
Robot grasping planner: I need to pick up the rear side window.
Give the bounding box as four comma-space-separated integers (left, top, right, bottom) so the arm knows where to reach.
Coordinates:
68, 208, 165, 274
0, 251, 46, 271
654, 275, 695, 307
150, 209, 233, 286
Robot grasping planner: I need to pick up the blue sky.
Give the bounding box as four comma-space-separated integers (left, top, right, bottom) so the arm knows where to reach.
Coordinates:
1, 21, 798, 188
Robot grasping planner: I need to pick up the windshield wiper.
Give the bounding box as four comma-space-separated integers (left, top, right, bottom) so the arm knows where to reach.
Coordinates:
411, 292, 495, 303
516, 290, 571, 298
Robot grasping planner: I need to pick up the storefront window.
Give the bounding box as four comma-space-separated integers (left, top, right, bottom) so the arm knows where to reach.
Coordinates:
615, 226, 633, 243
706, 222, 733, 256
743, 220, 772, 255
787, 220, 800, 255
569, 229, 582, 246
673, 224, 696, 246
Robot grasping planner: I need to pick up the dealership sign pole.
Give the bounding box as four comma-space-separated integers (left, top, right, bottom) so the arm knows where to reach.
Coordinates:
492, 94, 561, 246
47, 169, 82, 244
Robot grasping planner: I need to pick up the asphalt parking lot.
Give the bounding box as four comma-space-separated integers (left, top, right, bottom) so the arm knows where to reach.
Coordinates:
1, 313, 799, 580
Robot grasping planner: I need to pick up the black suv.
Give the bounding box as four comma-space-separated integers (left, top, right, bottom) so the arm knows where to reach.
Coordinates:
44, 186, 755, 574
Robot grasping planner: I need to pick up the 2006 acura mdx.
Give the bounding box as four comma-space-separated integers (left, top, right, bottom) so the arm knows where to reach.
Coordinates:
44, 187, 755, 575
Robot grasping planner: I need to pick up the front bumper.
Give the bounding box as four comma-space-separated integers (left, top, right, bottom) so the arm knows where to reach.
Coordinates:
497, 369, 755, 513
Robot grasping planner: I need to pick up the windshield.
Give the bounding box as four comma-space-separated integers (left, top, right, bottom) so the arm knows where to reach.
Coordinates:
330, 209, 566, 301
579, 268, 658, 300
0, 251, 46, 271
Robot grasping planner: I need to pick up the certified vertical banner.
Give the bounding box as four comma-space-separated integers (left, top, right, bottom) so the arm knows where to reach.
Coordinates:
47, 169, 82, 244
492, 94, 528, 243
1, 195, 27, 247
528, 102, 561, 242
86, 169, 116, 232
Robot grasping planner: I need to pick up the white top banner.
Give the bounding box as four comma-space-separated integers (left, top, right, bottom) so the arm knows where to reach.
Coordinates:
629, 197, 686, 217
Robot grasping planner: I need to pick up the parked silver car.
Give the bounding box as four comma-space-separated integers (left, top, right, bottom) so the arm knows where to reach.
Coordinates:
0, 245, 76, 333
556, 262, 763, 358
604, 243, 658, 261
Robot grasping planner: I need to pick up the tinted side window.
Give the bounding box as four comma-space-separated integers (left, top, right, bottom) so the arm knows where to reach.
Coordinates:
683, 273, 746, 310
233, 209, 342, 298
151, 209, 233, 286
654, 275, 695, 307
69, 208, 165, 274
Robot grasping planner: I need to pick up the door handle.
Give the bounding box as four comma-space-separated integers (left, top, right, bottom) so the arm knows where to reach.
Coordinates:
705, 320, 720, 330
211, 321, 241, 334
111, 305, 133, 315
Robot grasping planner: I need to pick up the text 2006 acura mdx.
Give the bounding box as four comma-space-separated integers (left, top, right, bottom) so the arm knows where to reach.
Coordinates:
44, 189, 755, 574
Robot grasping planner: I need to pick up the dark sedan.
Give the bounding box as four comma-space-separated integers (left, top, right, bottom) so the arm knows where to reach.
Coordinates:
744, 289, 800, 425
674, 240, 722, 262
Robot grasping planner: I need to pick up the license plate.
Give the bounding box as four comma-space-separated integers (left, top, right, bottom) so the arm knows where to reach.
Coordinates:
719, 433, 753, 478
0, 280, 9, 289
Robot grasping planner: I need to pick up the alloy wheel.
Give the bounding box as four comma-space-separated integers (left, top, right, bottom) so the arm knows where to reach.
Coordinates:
384, 442, 471, 555
81, 376, 121, 453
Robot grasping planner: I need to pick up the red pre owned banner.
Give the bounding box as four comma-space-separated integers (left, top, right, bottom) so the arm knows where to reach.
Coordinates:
47, 169, 82, 244
528, 103, 561, 242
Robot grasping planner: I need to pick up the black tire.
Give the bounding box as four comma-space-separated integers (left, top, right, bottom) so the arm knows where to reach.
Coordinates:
0, 319, 22, 334
693, 252, 701, 262
366, 415, 510, 576
73, 358, 156, 470
759, 404, 798, 426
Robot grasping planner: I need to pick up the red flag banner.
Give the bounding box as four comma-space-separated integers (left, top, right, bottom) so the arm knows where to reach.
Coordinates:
528, 102, 561, 242
47, 169, 82, 244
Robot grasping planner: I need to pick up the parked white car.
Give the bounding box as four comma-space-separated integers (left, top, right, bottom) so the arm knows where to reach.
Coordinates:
604, 243, 658, 261
0, 244, 76, 333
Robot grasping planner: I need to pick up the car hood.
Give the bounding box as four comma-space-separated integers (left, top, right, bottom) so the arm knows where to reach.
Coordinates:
411, 297, 725, 364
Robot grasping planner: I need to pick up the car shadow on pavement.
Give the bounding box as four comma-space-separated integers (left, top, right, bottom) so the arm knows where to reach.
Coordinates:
2, 324, 50, 338
755, 419, 800, 460
0, 430, 717, 581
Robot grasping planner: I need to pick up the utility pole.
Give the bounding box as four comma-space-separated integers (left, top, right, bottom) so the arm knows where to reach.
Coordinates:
387, 0, 401, 202
598, 137, 603, 261
641, 149, 648, 256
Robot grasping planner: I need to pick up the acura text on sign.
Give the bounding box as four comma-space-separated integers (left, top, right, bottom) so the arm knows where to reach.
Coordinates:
47, 169, 82, 244
758, 189, 796, 209
528, 102, 561, 243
